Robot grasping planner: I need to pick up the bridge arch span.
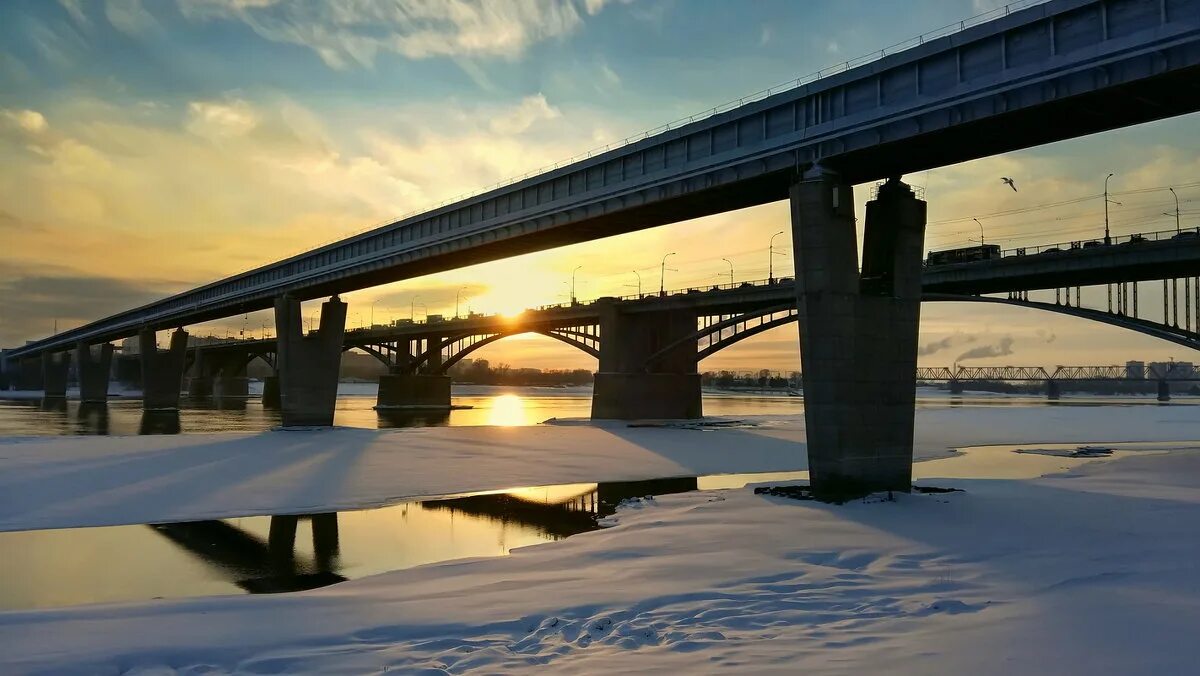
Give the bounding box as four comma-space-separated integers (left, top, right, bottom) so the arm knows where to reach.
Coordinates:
423, 328, 601, 374
644, 292, 1200, 369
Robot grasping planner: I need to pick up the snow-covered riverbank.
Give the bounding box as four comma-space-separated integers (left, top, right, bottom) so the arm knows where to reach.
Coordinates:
2, 444, 1199, 674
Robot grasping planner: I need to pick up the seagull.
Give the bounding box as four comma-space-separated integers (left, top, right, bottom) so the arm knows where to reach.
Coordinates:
1000, 177, 1018, 192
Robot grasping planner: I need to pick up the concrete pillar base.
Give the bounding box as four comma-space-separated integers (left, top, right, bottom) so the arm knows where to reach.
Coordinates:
187, 376, 214, 398
591, 372, 702, 420
214, 376, 250, 399
140, 329, 189, 410
41, 352, 70, 398
77, 343, 113, 404
791, 173, 926, 499
1158, 380, 1171, 402
948, 381, 964, 394
262, 375, 281, 408
275, 295, 346, 427
375, 374, 451, 409
1046, 380, 1061, 400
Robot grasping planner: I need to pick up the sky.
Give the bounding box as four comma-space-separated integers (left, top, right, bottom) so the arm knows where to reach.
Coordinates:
1, 0, 1198, 373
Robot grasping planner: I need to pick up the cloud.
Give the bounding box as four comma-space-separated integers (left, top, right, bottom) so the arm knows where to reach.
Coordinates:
105, 0, 161, 36
0, 273, 187, 344
1, 108, 48, 134
488, 94, 561, 135
178, 0, 611, 69
185, 99, 259, 139
955, 336, 1015, 362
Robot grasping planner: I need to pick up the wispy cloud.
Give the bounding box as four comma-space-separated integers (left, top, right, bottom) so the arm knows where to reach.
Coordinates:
955, 336, 1015, 362
177, 0, 613, 68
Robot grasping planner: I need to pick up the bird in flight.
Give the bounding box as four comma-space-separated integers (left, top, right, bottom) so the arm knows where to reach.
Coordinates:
1000, 177, 1018, 192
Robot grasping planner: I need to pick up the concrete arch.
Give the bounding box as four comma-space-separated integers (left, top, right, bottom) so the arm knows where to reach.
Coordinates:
347, 344, 396, 369
435, 329, 601, 374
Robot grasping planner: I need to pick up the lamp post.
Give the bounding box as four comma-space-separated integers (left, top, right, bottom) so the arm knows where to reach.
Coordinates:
769, 231, 786, 283
973, 218, 985, 248
1104, 173, 1115, 245
455, 286, 467, 318
411, 296, 420, 322
722, 258, 734, 286
370, 300, 379, 328
631, 270, 642, 297
1169, 187, 1181, 234
660, 252, 676, 296
571, 265, 582, 304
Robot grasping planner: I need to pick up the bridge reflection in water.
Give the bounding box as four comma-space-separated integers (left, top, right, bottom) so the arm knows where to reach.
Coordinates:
0, 477, 700, 610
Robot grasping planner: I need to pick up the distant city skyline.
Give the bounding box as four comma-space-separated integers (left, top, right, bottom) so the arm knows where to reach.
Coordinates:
1, 0, 1197, 370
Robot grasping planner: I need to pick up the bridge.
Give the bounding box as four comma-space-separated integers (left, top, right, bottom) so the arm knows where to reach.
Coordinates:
916, 362, 1200, 399
17, 228, 1199, 412
5, 0, 1200, 498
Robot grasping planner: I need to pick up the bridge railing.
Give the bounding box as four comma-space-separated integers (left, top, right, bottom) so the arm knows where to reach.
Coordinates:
997, 226, 1200, 258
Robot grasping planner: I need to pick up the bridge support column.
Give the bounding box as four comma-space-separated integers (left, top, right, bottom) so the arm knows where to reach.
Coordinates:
1157, 380, 1171, 402
214, 361, 250, 399
41, 352, 70, 398
275, 295, 347, 427
790, 172, 926, 499
376, 373, 451, 409
591, 304, 702, 420
17, 358, 42, 391
140, 328, 189, 410
1046, 380, 1061, 400
262, 373, 281, 408
76, 342, 113, 403
948, 380, 964, 394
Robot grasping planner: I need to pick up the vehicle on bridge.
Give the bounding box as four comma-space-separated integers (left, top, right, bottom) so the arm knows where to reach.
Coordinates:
925, 244, 1001, 267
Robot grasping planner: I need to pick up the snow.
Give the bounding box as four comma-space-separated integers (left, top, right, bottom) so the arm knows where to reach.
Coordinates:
3, 404, 1200, 673
2, 446, 1199, 674
3, 404, 1200, 532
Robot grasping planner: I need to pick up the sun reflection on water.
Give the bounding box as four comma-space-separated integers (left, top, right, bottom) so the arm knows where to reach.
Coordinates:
487, 393, 529, 426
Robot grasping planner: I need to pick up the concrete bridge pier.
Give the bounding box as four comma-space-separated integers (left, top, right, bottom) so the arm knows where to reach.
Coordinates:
1046, 380, 1061, 400
275, 295, 347, 427
591, 304, 702, 420
948, 380, 964, 394
190, 349, 251, 399
262, 374, 281, 408
1157, 380, 1171, 402
376, 338, 451, 409
790, 171, 926, 499
139, 328, 189, 410
41, 352, 70, 398
76, 342, 113, 403
17, 358, 42, 391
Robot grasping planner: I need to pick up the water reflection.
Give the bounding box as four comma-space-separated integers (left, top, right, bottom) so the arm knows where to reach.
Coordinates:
76, 403, 109, 435
1, 386, 1194, 436
139, 410, 181, 435
0, 477, 701, 610
376, 409, 451, 429
152, 514, 345, 594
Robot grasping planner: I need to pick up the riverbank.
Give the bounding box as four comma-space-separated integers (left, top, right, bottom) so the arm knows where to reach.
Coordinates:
2, 441, 1198, 674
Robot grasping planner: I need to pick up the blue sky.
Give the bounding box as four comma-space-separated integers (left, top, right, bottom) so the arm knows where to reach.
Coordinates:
2, 0, 1198, 370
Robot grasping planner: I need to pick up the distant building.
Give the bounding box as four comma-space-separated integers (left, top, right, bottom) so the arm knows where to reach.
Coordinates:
1125, 360, 1146, 380
1149, 361, 1196, 380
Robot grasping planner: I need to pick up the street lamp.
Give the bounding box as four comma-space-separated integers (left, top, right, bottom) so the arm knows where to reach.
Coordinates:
455, 286, 467, 318
410, 296, 420, 321
571, 265, 582, 304
973, 218, 985, 248
721, 258, 734, 286
1169, 186, 1181, 234
769, 231, 787, 283
1104, 173, 1116, 244
660, 252, 676, 296
370, 299, 379, 328
631, 270, 642, 297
